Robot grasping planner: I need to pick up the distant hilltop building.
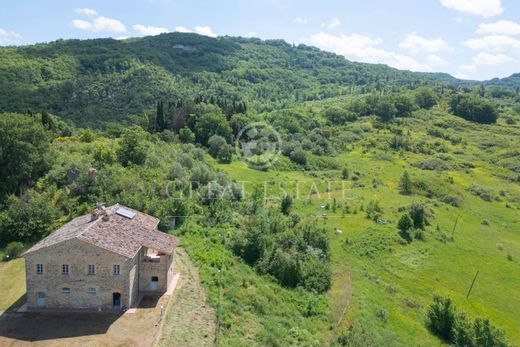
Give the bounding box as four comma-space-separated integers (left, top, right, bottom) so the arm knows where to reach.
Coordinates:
23, 204, 177, 310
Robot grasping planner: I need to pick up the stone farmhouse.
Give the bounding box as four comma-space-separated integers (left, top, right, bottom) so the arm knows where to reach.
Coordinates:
23, 204, 177, 310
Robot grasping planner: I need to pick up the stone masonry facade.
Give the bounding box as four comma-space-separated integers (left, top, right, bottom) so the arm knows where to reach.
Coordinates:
25, 239, 175, 310
23, 204, 177, 311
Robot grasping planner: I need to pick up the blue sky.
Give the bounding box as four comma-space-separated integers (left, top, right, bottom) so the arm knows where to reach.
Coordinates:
1, 0, 520, 81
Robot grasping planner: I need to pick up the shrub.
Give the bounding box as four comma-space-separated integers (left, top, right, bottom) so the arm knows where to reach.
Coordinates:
426, 296, 511, 346
399, 171, 413, 195
473, 318, 509, 347
415, 87, 438, 109
117, 125, 148, 166
79, 128, 95, 142
394, 94, 415, 117
341, 166, 350, 180
397, 214, 413, 243
298, 253, 332, 293
289, 148, 307, 165
365, 200, 382, 221
159, 129, 176, 142
168, 162, 185, 181
0, 191, 59, 244
427, 295, 456, 342
453, 313, 474, 347
413, 158, 451, 171
468, 184, 494, 202
280, 195, 293, 215
322, 106, 357, 125
337, 324, 376, 346
217, 144, 234, 163
449, 94, 498, 124
367, 94, 397, 122
409, 202, 427, 229
179, 127, 195, 143
4, 241, 24, 260
194, 112, 232, 146
208, 135, 227, 158
414, 229, 426, 241
376, 307, 388, 322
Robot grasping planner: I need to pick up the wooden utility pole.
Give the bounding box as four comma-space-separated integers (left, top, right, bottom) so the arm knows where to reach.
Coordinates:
466, 271, 479, 299
451, 215, 460, 240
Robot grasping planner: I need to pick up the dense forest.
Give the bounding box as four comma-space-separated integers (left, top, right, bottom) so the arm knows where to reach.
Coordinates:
1, 32, 519, 127
1, 33, 520, 346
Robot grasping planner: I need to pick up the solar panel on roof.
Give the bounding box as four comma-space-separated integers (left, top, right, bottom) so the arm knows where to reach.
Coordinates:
116, 208, 136, 219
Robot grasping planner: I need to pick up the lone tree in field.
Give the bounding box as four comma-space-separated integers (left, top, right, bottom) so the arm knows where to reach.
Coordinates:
399, 170, 413, 195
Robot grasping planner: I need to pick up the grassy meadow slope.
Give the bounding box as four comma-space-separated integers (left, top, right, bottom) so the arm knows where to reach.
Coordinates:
216, 104, 520, 345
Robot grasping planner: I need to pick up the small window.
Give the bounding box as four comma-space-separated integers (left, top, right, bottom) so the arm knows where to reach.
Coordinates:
88, 264, 95, 275
87, 287, 96, 294
113, 265, 120, 275
36, 264, 43, 274
62, 264, 69, 275
61, 287, 71, 294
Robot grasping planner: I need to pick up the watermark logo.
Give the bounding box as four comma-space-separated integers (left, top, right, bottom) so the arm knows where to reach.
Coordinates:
235, 122, 282, 170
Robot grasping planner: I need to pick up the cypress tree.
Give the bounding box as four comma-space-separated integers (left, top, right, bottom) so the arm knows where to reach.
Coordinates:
41, 111, 49, 128
156, 100, 165, 132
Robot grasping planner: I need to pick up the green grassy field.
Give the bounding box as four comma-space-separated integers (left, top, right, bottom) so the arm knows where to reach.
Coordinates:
216, 111, 520, 345
0, 258, 26, 311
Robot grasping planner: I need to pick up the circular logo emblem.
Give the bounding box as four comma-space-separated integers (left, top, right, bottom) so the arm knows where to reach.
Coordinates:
235, 122, 282, 170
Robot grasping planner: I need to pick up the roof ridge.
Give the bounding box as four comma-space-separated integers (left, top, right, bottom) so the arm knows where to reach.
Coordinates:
76, 204, 116, 238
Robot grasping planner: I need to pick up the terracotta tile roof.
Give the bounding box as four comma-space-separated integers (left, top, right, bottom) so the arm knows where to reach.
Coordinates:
24, 204, 177, 258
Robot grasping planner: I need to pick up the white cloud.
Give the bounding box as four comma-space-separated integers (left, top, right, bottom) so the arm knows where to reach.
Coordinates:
92, 16, 127, 33
399, 32, 452, 55
327, 18, 341, 29
472, 52, 513, 65
294, 17, 307, 24
0, 27, 22, 45
307, 31, 431, 71
476, 20, 520, 36
71, 10, 127, 33
454, 64, 477, 79
244, 32, 258, 37
194, 26, 217, 37
427, 54, 448, 66
72, 19, 92, 30
464, 34, 520, 51
74, 8, 97, 17
440, 0, 502, 17
322, 17, 341, 28
132, 24, 169, 36
175, 26, 191, 33
454, 52, 515, 79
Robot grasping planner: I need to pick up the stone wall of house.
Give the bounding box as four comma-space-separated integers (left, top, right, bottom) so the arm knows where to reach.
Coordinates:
24, 238, 134, 310
128, 251, 139, 307
138, 247, 169, 293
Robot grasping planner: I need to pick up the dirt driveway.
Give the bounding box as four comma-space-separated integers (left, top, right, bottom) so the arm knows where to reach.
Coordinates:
0, 295, 169, 347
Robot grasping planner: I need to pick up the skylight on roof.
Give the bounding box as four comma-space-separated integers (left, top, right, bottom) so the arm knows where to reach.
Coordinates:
116, 208, 136, 219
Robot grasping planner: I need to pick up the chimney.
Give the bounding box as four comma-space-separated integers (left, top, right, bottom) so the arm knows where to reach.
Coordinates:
102, 209, 111, 221
91, 209, 100, 221
91, 203, 106, 221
